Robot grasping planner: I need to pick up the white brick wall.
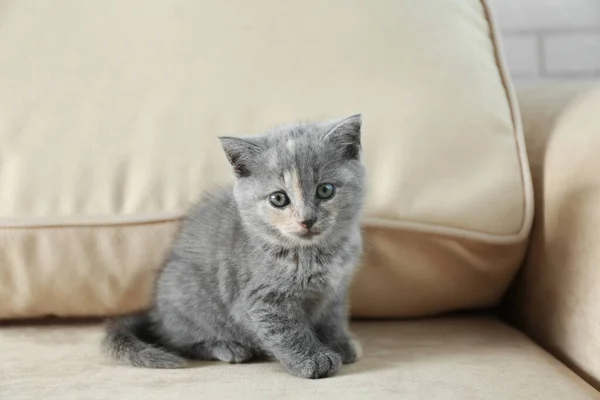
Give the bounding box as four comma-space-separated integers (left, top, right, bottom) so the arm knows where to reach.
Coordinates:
544, 33, 600, 74
489, 0, 600, 82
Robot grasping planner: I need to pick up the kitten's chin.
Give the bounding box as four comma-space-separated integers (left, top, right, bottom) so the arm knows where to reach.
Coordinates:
286, 231, 325, 246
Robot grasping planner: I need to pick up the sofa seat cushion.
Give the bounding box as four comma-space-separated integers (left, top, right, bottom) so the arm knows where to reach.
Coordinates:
0, 317, 596, 399
0, 0, 532, 318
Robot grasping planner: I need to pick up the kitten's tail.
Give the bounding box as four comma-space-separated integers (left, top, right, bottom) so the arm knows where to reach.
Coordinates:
103, 313, 186, 369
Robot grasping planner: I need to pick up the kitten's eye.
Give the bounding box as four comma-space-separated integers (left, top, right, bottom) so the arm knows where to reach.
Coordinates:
316, 183, 335, 200
269, 192, 290, 208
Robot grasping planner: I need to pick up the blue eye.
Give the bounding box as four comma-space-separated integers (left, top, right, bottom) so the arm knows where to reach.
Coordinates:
316, 183, 335, 200
269, 192, 290, 208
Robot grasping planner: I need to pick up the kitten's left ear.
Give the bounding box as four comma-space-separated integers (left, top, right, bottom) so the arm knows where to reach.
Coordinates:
322, 114, 362, 160
218, 136, 263, 178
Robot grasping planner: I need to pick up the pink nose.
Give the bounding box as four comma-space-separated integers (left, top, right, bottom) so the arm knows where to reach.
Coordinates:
299, 219, 316, 229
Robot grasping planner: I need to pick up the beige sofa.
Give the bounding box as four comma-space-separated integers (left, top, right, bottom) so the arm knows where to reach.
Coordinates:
3, 83, 600, 400
2, 1, 600, 398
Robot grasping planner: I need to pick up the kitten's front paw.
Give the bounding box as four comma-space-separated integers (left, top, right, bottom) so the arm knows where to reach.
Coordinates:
211, 341, 254, 364
284, 350, 342, 379
331, 339, 363, 364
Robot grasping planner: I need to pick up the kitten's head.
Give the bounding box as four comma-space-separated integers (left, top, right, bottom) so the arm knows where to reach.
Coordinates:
219, 114, 366, 247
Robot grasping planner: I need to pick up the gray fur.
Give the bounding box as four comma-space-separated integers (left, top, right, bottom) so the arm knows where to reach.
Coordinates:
103, 114, 366, 379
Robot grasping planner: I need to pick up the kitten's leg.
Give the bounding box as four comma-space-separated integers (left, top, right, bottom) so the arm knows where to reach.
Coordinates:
247, 298, 342, 379
314, 295, 361, 364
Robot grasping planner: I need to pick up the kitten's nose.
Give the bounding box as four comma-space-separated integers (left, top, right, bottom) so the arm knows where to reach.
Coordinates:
299, 218, 316, 230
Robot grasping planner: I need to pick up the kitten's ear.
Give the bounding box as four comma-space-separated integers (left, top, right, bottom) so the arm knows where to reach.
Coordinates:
322, 114, 362, 160
218, 136, 263, 178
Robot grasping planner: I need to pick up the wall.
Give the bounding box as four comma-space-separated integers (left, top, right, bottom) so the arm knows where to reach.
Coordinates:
489, 0, 600, 83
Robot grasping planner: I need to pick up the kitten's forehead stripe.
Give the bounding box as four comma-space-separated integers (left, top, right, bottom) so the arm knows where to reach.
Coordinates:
267, 150, 278, 169
283, 169, 304, 207
291, 169, 303, 204
282, 170, 291, 186
286, 139, 295, 153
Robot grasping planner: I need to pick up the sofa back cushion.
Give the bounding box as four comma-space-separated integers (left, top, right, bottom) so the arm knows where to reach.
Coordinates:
0, 0, 531, 318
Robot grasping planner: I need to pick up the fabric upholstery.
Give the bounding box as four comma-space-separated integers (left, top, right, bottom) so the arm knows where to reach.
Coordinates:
505, 82, 600, 390
0, 0, 532, 318
0, 222, 179, 319
353, 227, 527, 317
0, 223, 525, 319
1, 317, 597, 399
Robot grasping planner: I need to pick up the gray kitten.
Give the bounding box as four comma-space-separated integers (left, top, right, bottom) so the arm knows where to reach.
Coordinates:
104, 114, 366, 379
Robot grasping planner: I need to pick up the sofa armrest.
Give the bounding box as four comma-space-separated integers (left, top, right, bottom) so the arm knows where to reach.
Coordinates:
502, 81, 600, 388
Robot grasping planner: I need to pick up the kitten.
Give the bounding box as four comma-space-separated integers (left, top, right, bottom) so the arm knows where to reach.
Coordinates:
103, 114, 366, 379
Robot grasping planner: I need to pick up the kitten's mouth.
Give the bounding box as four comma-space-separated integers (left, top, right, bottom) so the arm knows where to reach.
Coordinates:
295, 230, 321, 239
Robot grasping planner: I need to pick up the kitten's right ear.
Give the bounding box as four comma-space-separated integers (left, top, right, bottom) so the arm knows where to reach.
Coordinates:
218, 136, 263, 178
